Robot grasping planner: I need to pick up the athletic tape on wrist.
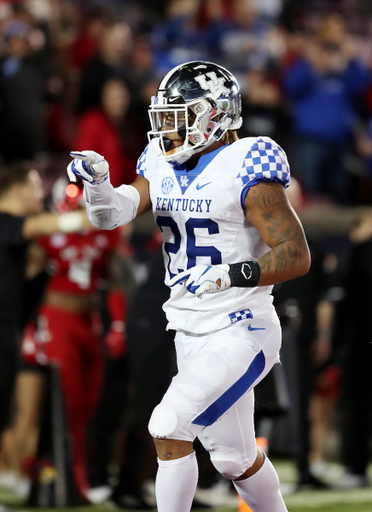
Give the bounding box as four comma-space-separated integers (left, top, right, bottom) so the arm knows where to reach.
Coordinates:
84, 182, 140, 229
228, 261, 261, 288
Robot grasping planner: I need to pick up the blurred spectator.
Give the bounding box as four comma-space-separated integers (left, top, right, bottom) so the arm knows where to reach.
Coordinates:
282, 14, 371, 204
70, 5, 114, 72
85, 349, 129, 505
151, 0, 229, 74
308, 361, 340, 479
124, 34, 159, 151
0, 162, 45, 445
13, 177, 126, 502
74, 78, 138, 187
218, 0, 282, 75
273, 178, 340, 489
252, 0, 282, 24
45, 72, 79, 155
151, 0, 202, 68
125, 35, 158, 106
0, 162, 93, 444
333, 214, 372, 488
78, 21, 132, 114
355, 116, 372, 179
239, 65, 291, 150
0, 17, 50, 162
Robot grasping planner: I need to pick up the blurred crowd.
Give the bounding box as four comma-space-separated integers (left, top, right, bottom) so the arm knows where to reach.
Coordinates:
1, 0, 372, 509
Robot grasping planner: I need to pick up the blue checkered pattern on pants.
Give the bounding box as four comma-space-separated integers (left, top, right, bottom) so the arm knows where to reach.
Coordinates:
228, 309, 253, 324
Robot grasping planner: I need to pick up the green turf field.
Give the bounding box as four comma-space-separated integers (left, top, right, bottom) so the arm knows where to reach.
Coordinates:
2, 495, 372, 512
2, 500, 372, 512
1, 459, 372, 511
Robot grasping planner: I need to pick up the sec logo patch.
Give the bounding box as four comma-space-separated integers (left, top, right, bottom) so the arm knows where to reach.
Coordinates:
161, 177, 174, 194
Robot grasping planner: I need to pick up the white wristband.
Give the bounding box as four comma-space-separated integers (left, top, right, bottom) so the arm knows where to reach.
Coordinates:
57, 212, 84, 233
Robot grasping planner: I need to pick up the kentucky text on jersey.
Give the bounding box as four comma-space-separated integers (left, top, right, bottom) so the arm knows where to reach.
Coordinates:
155, 197, 212, 213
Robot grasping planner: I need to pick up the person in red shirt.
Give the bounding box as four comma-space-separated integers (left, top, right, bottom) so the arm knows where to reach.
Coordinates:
14, 179, 127, 501
74, 78, 138, 187
70, 6, 114, 72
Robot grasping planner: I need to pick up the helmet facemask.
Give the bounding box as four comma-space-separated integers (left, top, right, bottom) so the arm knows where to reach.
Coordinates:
148, 95, 241, 165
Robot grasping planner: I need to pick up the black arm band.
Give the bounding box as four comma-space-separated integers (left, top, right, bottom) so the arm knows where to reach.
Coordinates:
228, 261, 261, 288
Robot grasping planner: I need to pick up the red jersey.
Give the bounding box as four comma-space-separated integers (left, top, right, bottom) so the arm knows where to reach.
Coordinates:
38, 228, 120, 295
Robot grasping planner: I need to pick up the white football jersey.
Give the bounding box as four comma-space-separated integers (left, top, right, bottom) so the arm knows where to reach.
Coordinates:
136, 136, 290, 335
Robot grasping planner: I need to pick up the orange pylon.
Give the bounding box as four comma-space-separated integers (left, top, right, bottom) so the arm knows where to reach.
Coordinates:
238, 495, 253, 511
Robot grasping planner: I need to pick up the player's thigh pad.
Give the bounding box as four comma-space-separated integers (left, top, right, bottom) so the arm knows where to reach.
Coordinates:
148, 304, 281, 442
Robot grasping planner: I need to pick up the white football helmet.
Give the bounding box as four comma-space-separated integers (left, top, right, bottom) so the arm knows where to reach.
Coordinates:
148, 60, 242, 165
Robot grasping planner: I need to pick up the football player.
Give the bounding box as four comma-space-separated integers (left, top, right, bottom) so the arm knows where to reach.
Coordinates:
68, 61, 311, 512
15, 179, 126, 501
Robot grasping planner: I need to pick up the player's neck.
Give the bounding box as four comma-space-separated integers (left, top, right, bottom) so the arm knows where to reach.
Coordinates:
186, 141, 225, 171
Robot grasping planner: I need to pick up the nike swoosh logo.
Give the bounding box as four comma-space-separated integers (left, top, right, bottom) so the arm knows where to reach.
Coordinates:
248, 324, 266, 331
196, 182, 212, 190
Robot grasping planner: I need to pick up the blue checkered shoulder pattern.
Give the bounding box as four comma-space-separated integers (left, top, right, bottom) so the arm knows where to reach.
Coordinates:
136, 145, 149, 177
236, 138, 290, 190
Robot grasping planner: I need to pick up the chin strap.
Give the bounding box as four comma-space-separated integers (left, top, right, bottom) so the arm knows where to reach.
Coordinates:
165, 112, 242, 165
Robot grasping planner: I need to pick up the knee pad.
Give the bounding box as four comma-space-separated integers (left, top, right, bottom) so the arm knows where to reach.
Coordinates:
209, 444, 257, 480
148, 403, 178, 439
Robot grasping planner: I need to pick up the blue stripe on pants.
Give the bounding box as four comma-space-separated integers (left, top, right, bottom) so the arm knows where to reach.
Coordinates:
191, 349, 266, 427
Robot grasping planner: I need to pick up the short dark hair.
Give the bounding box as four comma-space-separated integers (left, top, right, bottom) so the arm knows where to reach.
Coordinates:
0, 161, 33, 197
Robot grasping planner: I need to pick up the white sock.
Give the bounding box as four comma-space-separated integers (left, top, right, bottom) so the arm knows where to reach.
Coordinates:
233, 456, 288, 512
155, 452, 198, 512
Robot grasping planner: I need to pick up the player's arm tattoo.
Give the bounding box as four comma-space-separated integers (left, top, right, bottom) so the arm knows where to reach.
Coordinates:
245, 182, 310, 285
